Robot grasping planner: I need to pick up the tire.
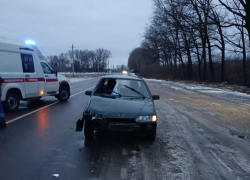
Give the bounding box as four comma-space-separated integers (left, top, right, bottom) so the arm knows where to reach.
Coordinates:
32, 97, 42, 101
4, 91, 20, 112
57, 86, 70, 102
36, 97, 42, 100
84, 118, 94, 140
147, 129, 156, 141
148, 134, 156, 141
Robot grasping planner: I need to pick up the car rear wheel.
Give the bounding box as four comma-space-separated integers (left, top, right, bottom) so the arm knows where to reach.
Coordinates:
4, 91, 20, 111
57, 86, 70, 101
84, 118, 94, 140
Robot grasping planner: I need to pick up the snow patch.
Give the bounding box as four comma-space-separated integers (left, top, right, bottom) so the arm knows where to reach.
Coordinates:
144, 78, 164, 82
68, 77, 95, 84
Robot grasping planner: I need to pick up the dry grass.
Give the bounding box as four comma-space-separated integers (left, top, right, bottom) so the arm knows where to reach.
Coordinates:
177, 95, 250, 124
148, 82, 250, 125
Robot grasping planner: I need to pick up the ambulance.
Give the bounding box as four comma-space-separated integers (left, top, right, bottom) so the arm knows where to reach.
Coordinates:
0, 39, 70, 111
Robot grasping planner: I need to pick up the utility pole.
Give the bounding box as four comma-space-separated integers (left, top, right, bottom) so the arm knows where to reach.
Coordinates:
98, 58, 99, 76
71, 44, 75, 76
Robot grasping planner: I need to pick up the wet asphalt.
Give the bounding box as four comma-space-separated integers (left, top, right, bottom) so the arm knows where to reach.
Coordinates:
1, 78, 250, 180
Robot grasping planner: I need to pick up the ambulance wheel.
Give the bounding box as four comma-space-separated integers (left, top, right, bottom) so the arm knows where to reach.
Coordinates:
4, 91, 20, 111
57, 86, 70, 102
33, 97, 42, 101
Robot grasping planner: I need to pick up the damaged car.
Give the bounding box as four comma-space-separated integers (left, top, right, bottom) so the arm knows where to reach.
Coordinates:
76, 75, 160, 141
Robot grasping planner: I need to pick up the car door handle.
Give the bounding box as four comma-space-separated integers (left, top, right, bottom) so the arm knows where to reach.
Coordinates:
25, 75, 30, 77
45, 75, 49, 77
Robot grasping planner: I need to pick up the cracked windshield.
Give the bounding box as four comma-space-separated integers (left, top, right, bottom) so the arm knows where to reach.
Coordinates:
0, 0, 250, 180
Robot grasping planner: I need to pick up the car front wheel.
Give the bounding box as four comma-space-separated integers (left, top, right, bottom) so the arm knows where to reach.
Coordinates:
57, 86, 70, 101
147, 128, 156, 141
84, 118, 94, 140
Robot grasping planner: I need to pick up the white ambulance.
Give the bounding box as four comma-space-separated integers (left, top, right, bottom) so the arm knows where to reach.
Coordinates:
0, 40, 70, 111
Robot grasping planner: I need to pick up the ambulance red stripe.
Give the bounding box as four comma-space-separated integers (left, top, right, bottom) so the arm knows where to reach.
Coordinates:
1, 78, 57, 83
2, 78, 25, 83
45, 79, 58, 82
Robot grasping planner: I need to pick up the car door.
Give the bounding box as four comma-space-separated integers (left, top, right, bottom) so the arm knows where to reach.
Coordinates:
40, 62, 58, 94
20, 53, 39, 98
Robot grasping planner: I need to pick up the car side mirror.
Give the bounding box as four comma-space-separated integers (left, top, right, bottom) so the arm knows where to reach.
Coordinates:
85, 91, 92, 96
152, 95, 160, 100
52, 69, 57, 77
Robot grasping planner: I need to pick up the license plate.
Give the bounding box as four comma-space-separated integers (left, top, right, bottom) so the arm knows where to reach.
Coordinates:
109, 122, 138, 126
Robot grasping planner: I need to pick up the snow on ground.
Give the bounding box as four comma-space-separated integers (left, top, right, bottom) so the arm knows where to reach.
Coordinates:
59, 72, 110, 75
174, 81, 250, 97
67, 77, 96, 84
60, 72, 113, 84
143, 78, 164, 82
145, 78, 250, 97
145, 78, 250, 107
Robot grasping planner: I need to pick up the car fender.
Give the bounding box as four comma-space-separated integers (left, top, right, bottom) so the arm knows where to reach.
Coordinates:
1, 83, 25, 101
57, 74, 69, 84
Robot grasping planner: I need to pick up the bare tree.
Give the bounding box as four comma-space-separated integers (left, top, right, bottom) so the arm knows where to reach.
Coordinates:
95, 48, 112, 72
127, 0, 249, 86
208, 6, 227, 82
47, 48, 111, 73
218, 0, 250, 46
219, 0, 249, 84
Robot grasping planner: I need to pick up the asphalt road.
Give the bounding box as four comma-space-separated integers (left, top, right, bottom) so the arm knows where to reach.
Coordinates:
1, 78, 250, 180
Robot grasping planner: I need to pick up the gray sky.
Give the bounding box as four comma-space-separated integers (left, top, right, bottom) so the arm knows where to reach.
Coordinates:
0, 0, 153, 66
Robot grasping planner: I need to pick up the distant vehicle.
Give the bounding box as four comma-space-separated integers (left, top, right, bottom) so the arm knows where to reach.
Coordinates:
122, 70, 128, 75
0, 40, 70, 111
80, 75, 160, 141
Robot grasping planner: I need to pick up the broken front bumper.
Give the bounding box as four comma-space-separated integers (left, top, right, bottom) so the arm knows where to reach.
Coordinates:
93, 118, 156, 132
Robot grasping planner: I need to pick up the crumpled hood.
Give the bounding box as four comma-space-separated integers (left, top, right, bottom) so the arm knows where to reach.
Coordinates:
89, 96, 155, 119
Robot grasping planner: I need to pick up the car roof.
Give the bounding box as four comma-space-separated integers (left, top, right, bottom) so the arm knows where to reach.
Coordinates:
0, 39, 31, 48
101, 75, 143, 81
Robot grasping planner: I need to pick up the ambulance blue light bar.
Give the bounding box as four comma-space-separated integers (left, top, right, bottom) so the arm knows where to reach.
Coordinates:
25, 40, 35, 45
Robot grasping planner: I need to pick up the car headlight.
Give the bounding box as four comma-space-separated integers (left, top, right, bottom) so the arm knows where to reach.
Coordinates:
136, 115, 157, 123
92, 114, 105, 120
122, 70, 128, 74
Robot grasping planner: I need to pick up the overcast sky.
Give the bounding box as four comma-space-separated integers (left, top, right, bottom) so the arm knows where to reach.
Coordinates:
0, 0, 153, 66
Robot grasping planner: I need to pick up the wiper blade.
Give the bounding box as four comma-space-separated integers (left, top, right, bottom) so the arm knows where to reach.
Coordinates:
124, 85, 145, 99
112, 91, 122, 97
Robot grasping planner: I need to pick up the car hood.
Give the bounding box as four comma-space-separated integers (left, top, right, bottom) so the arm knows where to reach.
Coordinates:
57, 74, 68, 82
89, 96, 155, 119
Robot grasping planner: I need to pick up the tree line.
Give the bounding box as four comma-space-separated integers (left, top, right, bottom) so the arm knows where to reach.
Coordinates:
47, 48, 112, 73
128, 0, 250, 86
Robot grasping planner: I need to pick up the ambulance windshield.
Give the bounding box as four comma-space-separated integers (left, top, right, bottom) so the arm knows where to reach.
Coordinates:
32, 46, 45, 60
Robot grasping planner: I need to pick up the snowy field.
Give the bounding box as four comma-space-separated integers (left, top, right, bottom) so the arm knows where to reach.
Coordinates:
59, 72, 110, 75
144, 78, 250, 105
67, 77, 96, 84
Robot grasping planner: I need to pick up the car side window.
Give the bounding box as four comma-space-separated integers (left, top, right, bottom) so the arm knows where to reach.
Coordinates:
21, 54, 35, 73
103, 80, 108, 87
97, 80, 108, 93
40, 62, 53, 74
95, 79, 117, 95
